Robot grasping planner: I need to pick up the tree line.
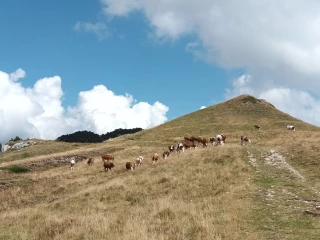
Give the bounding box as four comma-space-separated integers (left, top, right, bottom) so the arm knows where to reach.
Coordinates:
56, 128, 143, 143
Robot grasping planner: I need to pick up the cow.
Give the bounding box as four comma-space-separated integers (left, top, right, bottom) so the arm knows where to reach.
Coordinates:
136, 156, 143, 167
163, 151, 170, 159
215, 134, 226, 146
191, 136, 203, 143
183, 141, 196, 149
287, 125, 295, 131
177, 142, 184, 153
87, 157, 94, 165
103, 161, 115, 172
168, 145, 175, 153
101, 153, 114, 162
70, 159, 75, 170
126, 162, 136, 171
241, 136, 251, 145
184, 136, 193, 142
254, 125, 261, 130
209, 137, 216, 145
152, 153, 159, 164
201, 138, 208, 147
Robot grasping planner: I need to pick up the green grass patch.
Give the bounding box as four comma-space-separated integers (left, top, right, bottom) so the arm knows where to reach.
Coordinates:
254, 176, 279, 188
0, 165, 30, 173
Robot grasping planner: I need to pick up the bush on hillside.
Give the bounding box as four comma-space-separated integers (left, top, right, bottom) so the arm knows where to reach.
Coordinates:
100, 128, 143, 141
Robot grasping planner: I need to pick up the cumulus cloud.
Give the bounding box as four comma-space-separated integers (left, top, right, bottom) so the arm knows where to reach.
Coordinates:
0, 69, 169, 144
200, 106, 206, 110
74, 21, 110, 40
100, 0, 320, 91
99, 0, 320, 126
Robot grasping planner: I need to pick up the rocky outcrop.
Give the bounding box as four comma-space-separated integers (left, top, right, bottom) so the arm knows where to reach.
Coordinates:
1, 140, 37, 153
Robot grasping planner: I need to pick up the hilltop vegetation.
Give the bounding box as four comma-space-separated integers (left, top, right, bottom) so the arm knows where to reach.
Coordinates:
56, 128, 143, 143
1, 95, 320, 240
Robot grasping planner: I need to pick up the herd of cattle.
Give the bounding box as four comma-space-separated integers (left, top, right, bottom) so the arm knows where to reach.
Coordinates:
79, 124, 296, 172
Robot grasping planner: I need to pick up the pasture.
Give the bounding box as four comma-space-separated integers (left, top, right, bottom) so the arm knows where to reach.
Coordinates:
1, 95, 320, 240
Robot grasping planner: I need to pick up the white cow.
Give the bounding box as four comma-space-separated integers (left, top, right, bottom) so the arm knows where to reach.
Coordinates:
287, 125, 296, 131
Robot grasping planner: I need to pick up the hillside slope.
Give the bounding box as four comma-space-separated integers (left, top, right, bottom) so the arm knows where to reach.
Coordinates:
1, 94, 320, 240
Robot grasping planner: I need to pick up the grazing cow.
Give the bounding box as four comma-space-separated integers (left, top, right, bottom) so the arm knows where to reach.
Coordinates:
126, 162, 136, 171
70, 159, 75, 170
168, 145, 175, 153
152, 153, 159, 164
136, 156, 143, 167
163, 151, 170, 159
87, 157, 94, 165
241, 136, 251, 145
101, 154, 114, 162
254, 125, 261, 130
183, 141, 196, 149
287, 125, 296, 131
103, 161, 115, 172
215, 134, 226, 145
184, 136, 193, 142
177, 142, 184, 153
201, 138, 208, 147
209, 137, 216, 145
191, 136, 203, 143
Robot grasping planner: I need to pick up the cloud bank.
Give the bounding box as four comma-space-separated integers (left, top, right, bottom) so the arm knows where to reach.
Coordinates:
0, 69, 168, 144
99, 0, 320, 126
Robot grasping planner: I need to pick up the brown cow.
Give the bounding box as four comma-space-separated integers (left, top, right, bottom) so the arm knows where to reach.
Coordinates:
201, 138, 208, 147
101, 154, 114, 162
184, 136, 193, 142
87, 157, 94, 165
126, 162, 136, 171
209, 137, 216, 145
183, 141, 196, 149
136, 156, 143, 167
241, 136, 251, 145
103, 161, 115, 172
152, 153, 159, 164
191, 136, 202, 143
163, 151, 170, 159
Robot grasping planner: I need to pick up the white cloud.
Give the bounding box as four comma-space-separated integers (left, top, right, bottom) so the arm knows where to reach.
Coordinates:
9, 68, 26, 82
100, 0, 320, 91
200, 106, 206, 109
74, 21, 110, 40
0, 69, 169, 144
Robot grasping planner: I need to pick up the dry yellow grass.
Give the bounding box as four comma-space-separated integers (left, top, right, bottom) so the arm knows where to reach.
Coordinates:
1, 94, 320, 240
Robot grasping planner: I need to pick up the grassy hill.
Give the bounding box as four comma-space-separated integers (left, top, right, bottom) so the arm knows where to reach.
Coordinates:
1, 94, 320, 240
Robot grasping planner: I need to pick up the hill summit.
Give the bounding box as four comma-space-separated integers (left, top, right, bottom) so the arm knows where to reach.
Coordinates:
136, 94, 319, 143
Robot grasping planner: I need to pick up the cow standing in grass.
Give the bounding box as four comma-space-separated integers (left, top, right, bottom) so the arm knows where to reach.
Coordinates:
103, 160, 115, 172
168, 145, 175, 153
136, 156, 143, 167
241, 136, 251, 145
126, 162, 136, 171
287, 125, 295, 131
101, 154, 114, 162
152, 153, 159, 164
87, 157, 94, 165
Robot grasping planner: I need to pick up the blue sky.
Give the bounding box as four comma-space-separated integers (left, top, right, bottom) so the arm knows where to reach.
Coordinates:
1, 0, 320, 143
0, 0, 228, 119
